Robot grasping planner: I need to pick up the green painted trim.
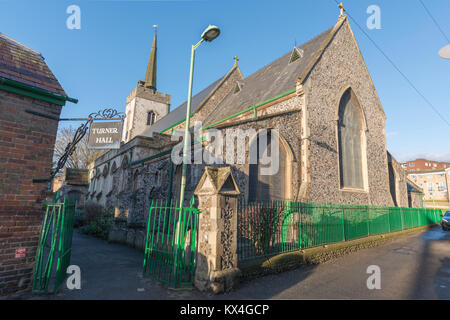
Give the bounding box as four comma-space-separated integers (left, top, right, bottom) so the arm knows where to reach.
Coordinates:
0, 76, 78, 106
158, 88, 296, 134
130, 138, 205, 167
131, 149, 172, 167
134, 89, 297, 167
202, 88, 296, 130
160, 114, 195, 134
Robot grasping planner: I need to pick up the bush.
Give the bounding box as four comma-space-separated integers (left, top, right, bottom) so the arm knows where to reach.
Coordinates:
83, 201, 104, 225
79, 203, 113, 240
239, 204, 282, 256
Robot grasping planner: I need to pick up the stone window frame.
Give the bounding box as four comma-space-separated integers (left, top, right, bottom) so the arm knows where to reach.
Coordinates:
247, 129, 294, 201
121, 155, 129, 170
119, 156, 129, 192
110, 161, 117, 175
335, 86, 369, 193
147, 110, 156, 126
132, 169, 140, 192
102, 164, 109, 177
96, 168, 102, 179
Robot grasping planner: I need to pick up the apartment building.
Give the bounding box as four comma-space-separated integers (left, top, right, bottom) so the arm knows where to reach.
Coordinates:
408, 168, 450, 202
402, 159, 450, 172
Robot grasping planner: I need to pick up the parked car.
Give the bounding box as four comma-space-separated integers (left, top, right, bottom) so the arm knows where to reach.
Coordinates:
441, 211, 450, 231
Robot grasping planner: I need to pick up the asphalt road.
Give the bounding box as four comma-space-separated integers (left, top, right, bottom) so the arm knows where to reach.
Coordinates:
223, 226, 450, 300
24, 226, 449, 300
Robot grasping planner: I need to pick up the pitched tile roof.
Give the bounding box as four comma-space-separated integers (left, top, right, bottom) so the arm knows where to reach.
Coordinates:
203, 25, 336, 126
143, 19, 344, 135
142, 75, 225, 136
0, 33, 66, 96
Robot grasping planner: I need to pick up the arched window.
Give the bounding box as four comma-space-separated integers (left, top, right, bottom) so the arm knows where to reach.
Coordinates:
110, 161, 117, 175
119, 156, 128, 192
147, 111, 156, 126
133, 170, 139, 191
248, 131, 287, 201
338, 88, 365, 189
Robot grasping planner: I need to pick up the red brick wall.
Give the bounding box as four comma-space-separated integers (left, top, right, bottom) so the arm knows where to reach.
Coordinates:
0, 89, 61, 296
405, 159, 450, 172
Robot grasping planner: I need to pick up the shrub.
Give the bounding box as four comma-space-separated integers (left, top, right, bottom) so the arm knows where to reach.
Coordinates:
239, 204, 282, 256
83, 201, 104, 225
79, 203, 113, 240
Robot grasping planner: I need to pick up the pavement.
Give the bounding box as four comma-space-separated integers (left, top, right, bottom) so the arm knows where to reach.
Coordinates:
24, 226, 450, 300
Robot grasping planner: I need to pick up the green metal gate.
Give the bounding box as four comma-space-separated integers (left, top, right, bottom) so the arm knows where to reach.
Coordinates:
142, 198, 199, 288
32, 198, 76, 293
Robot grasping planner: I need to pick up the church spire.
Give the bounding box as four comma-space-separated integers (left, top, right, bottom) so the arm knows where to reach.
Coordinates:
144, 25, 158, 91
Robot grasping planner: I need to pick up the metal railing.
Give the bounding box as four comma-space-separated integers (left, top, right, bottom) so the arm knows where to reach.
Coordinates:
33, 198, 76, 293
142, 198, 199, 288
237, 200, 441, 262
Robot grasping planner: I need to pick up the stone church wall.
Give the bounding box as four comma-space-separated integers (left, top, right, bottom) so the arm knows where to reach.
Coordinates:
170, 66, 244, 133
105, 94, 302, 243
212, 95, 303, 203
387, 153, 409, 207
88, 19, 418, 252
409, 192, 422, 208
301, 19, 394, 206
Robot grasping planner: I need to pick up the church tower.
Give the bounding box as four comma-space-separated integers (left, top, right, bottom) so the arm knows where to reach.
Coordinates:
122, 26, 171, 142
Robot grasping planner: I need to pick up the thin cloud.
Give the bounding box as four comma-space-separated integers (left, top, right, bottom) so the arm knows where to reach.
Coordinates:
386, 131, 398, 137
395, 152, 450, 163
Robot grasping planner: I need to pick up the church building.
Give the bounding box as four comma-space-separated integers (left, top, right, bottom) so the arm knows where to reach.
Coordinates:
87, 12, 422, 233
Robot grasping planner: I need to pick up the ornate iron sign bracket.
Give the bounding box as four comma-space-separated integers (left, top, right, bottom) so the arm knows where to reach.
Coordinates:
34, 108, 125, 184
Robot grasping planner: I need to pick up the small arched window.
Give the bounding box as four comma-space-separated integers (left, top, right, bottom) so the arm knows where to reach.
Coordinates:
147, 111, 156, 126
110, 161, 117, 175
338, 88, 365, 189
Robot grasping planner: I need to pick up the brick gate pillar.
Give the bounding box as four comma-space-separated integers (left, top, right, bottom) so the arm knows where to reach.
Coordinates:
193, 166, 241, 293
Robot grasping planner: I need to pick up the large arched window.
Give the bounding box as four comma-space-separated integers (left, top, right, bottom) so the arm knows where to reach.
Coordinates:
338, 88, 365, 189
248, 131, 287, 201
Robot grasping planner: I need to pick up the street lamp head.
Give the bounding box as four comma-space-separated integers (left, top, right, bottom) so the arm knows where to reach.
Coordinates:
439, 44, 450, 59
201, 25, 220, 42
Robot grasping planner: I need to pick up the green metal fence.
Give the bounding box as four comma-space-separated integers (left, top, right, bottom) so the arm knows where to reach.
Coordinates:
237, 200, 441, 262
143, 198, 199, 288
33, 198, 76, 293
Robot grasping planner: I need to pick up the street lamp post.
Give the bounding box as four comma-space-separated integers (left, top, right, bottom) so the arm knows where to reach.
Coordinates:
178, 25, 221, 208
173, 25, 220, 283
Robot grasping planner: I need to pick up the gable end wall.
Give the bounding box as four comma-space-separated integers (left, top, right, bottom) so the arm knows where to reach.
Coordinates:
302, 19, 393, 206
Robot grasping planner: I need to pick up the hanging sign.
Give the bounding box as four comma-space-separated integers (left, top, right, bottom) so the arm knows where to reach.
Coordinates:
88, 121, 122, 149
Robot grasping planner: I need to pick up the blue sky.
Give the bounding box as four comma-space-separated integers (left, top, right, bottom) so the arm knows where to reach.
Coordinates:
0, 0, 449, 162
